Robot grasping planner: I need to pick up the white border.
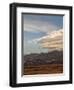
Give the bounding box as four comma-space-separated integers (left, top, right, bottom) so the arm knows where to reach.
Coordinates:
17, 7, 70, 83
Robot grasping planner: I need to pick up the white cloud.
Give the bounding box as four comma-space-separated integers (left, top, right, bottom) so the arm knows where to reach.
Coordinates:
33, 29, 63, 51
23, 19, 60, 33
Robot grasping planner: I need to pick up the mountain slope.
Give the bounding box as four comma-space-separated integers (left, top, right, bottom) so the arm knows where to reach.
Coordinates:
24, 51, 63, 65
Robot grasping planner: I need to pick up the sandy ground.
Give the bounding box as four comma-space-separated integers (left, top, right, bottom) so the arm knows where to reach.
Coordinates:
24, 64, 63, 75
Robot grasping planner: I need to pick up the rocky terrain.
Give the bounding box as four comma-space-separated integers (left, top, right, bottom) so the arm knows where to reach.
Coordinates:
24, 50, 63, 65
23, 51, 63, 75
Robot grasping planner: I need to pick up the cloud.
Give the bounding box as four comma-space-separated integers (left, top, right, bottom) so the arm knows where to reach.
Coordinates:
33, 29, 63, 51
23, 19, 60, 33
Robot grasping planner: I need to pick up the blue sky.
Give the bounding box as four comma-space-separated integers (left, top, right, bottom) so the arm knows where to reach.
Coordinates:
22, 14, 63, 55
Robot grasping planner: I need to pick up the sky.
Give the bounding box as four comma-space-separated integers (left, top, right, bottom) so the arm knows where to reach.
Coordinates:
22, 14, 63, 55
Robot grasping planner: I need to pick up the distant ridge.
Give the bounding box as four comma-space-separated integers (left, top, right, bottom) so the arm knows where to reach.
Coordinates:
24, 50, 63, 65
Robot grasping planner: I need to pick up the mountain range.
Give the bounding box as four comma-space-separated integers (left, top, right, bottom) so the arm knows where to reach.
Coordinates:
24, 50, 63, 65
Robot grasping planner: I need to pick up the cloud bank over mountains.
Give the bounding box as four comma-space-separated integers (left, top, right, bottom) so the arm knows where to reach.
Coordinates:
33, 29, 63, 51
23, 14, 63, 54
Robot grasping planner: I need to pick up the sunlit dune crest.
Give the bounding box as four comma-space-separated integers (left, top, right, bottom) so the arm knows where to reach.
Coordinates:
33, 29, 63, 51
